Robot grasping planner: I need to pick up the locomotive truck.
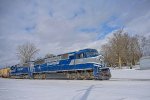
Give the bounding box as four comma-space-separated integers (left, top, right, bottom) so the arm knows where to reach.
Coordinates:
10, 48, 111, 80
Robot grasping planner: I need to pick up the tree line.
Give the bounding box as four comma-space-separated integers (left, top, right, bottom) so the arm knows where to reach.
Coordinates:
16, 29, 150, 68
101, 28, 150, 68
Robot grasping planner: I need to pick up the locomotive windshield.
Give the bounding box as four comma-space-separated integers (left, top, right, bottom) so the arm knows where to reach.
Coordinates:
86, 50, 99, 57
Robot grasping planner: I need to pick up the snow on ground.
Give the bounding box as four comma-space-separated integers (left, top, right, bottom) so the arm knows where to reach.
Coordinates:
111, 69, 150, 79
0, 69, 150, 100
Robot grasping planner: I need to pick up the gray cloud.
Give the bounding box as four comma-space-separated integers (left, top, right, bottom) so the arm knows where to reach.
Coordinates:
0, 0, 150, 67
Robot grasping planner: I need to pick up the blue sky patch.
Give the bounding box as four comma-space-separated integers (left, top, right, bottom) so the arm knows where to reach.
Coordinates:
97, 16, 122, 39
97, 24, 119, 39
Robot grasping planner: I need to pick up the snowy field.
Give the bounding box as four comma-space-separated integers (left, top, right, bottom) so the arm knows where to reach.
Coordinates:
0, 69, 150, 100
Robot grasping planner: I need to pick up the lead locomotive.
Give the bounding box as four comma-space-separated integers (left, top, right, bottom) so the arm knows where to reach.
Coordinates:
10, 49, 111, 80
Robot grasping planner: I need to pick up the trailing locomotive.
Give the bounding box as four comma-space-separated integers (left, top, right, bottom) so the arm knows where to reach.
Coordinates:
10, 49, 111, 80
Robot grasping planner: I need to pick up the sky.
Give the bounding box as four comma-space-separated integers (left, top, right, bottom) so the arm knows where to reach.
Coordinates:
0, 0, 150, 67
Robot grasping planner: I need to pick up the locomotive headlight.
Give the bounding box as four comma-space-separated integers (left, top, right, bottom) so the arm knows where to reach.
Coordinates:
99, 55, 104, 60
99, 65, 102, 68
96, 55, 105, 65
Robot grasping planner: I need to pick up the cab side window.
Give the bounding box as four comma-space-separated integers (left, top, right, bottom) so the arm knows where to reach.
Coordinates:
76, 53, 84, 59
80, 53, 84, 58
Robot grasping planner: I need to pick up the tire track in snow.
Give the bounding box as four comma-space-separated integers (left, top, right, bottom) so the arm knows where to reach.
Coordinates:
72, 85, 94, 100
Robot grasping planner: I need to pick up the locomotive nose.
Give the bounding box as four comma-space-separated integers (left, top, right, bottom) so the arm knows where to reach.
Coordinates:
96, 55, 103, 61
95, 55, 104, 65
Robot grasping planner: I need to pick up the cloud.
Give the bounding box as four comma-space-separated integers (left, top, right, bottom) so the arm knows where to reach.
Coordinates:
0, 0, 150, 67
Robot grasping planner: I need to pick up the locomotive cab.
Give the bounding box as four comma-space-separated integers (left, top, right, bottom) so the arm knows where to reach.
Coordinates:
74, 49, 111, 80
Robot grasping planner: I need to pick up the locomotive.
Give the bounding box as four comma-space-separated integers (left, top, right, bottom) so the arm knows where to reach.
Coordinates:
10, 48, 111, 80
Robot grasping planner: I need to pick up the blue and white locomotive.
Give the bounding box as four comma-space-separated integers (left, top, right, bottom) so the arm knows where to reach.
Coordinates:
10, 48, 111, 80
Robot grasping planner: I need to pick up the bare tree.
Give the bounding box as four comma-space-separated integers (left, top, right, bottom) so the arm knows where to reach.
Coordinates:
101, 28, 142, 68
108, 28, 126, 68
128, 36, 141, 66
17, 42, 39, 64
138, 35, 150, 56
101, 43, 116, 67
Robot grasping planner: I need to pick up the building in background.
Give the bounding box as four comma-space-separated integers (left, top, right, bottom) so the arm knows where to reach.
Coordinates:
140, 56, 150, 70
